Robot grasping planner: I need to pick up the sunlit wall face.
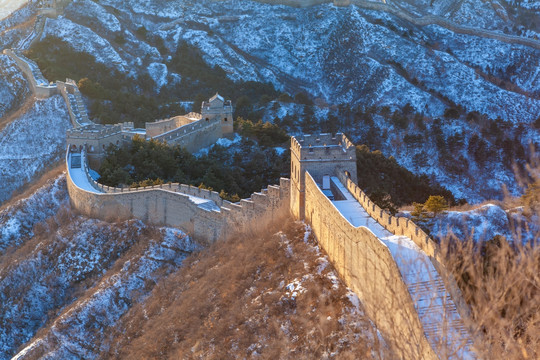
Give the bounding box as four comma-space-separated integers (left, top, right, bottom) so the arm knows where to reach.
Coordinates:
0, 0, 29, 21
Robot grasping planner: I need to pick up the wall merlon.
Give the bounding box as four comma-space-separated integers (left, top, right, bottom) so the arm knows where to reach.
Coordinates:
240, 199, 255, 209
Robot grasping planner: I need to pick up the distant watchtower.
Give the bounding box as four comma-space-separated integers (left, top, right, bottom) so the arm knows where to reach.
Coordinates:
290, 133, 357, 219
201, 93, 234, 138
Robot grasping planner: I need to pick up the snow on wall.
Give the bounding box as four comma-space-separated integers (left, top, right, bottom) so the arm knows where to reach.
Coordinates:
303, 171, 438, 359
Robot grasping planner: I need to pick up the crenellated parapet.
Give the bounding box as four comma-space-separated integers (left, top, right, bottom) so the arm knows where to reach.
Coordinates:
290, 133, 357, 219
335, 171, 472, 327
66, 148, 290, 244
3, 49, 58, 98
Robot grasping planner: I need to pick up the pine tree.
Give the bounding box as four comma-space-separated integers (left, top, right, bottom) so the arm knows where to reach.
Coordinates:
424, 195, 448, 216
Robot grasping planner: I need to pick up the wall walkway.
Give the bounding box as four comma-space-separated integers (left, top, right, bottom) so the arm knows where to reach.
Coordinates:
304, 172, 437, 359
329, 176, 473, 358
302, 171, 477, 358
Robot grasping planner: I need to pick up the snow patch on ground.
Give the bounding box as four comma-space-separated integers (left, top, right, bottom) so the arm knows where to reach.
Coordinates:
430, 204, 513, 243
0, 95, 70, 204
195, 133, 242, 156
147, 62, 168, 89
0, 175, 67, 255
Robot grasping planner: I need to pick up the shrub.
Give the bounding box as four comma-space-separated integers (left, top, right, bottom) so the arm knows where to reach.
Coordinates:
423, 195, 448, 215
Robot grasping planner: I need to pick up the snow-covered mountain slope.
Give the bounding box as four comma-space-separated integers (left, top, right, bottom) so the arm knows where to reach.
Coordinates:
0, 0, 538, 205
28, 0, 537, 123
0, 0, 39, 50
386, 0, 539, 39
8, 223, 198, 360
0, 175, 67, 255
0, 54, 29, 121
430, 204, 513, 242
406, 202, 539, 244
0, 205, 198, 359
0, 95, 70, 204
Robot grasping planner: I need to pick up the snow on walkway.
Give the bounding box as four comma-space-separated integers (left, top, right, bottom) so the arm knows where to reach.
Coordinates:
330, 178, 473, 359
68, 153, 101, 194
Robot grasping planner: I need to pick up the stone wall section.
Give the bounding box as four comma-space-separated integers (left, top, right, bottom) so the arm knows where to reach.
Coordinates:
304, 172, 437, 360
152, 116, 224, 152
67, 149, 290, 244
145, 114, 200, 138
335, 171, 472, 322
3, 49, 58, 98
56, 79, 91, 127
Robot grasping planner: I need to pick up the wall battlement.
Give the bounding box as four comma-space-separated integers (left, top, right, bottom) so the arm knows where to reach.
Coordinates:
67, 124, 123, 139
290, 133, 357, 220
291, 133, 356, 161
67, 149, 290, 244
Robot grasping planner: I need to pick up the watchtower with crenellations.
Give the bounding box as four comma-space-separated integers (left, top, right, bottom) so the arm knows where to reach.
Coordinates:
290, 133, 357, 220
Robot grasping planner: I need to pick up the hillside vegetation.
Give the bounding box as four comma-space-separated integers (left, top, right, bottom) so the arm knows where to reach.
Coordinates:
98, 135, 289, 200
101, 220, 388, 359
27, 37, 278, 127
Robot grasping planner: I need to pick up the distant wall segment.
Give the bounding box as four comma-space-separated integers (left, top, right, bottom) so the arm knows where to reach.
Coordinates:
3, 49, 58, 98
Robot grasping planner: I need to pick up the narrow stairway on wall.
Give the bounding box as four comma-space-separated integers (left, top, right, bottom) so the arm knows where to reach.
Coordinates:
329, 177, 474, 359
73, 89, 89, 124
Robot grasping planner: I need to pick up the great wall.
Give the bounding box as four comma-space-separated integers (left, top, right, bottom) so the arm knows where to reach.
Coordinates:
2, 1, 479, 358
64, 131, 475, 359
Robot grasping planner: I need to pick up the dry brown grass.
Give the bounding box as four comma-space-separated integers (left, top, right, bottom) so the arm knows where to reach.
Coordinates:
101, 220, 388, 359
441, 234, 539, 359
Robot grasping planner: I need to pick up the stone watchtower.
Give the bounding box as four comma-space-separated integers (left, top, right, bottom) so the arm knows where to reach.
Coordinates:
290, 133, 358, 219
201, 93, 234, 138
